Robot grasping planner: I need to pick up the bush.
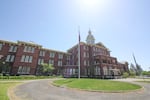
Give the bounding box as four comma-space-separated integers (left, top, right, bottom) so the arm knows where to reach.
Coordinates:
129, 71, 136, 78
122, 72, 129, 78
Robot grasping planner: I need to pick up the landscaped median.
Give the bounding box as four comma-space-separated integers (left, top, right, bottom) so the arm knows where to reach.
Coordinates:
53, 79, 143, 93
0, 82, 21, 100
0, 75, 62, 100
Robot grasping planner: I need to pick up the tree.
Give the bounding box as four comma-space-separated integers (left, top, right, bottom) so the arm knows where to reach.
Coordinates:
136, 64, 143, 76
130, 63, 137, 74
41, 63, 54, 75
142, 71, 150, 76
129, 70, 136, 77
129, 63, 143, 76
122, 72, 129, 78
0, 60, 10, 74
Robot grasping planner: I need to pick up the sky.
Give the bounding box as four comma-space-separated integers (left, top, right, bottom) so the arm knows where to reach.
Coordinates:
0, 0, 150, 71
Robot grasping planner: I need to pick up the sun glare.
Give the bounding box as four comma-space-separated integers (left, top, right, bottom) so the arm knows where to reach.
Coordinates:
76, 0, 107, 12
80, 0, 100, 8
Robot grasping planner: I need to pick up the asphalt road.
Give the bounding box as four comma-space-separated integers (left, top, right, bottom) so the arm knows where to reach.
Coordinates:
13, 79, 150, 100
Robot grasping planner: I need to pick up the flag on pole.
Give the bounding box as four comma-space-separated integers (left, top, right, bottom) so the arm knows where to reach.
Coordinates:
78, 27, 80, 79
78, 27, 80, 42
79, 33, 80, 42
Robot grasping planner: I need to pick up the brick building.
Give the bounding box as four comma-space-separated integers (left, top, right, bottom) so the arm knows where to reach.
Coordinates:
63, 30, 129, 78
0, 40, 70, 75
0, 30, 129, 78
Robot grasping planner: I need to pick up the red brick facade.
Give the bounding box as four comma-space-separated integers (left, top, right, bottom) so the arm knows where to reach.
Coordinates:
0, 32, 129, 78
0, 40, 70, 75
65, 42, 129, 78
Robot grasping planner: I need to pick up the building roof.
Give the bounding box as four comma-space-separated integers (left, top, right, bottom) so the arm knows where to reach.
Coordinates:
17, 41, 42, 47
0, 39, 17, 45
41, 48, 71, 55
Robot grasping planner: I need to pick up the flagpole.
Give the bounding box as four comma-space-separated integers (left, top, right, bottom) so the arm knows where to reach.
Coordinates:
78, 27, 80, 79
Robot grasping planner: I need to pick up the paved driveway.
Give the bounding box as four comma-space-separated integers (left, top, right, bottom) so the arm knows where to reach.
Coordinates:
12, 78, 150, 100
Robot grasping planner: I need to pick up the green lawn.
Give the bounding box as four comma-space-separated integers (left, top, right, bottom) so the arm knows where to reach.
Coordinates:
53, 79, 142, 92
0, 82, 20, 100
0, 75, 62, 80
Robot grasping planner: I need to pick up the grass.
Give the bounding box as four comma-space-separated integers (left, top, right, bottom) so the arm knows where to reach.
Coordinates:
0, 75, 62, 80
0, 82, 20, 100
53, 79, 142, 92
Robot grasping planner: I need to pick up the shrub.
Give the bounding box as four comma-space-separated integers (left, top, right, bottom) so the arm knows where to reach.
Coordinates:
122, 72, 129, 78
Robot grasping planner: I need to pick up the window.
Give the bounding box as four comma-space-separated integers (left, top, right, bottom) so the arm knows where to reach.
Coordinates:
31, 47, 35, 53
66, 61, 70, 65
50, 52, 55, 58
67, 56, 70, 60
38, 58, 44, 65
84, 60, 86, 66
28, 56, 32, 63
39, 51, 45, 56
83, 46, 86, 50
95, 66, 101, 75
9, 45, 17, 52
0, 43, 3, 51
49, 59, 54, 65
58, 61, 62, 66
58, 54, 63, 59
25, 56, 29, 62
87, 61, 89, 66
93, 47, 95, 51
83, 52, 86, 58
21, 55, 33, 63
93, 53, 96, 56
5, 55, 15, 62
102, 59, 107, 63
103, 67, 108, 75
72, 69, 76, 74
24, 46, 35, 53
87, 53, 89, 58
17, 66, 30, 74
21, 55, 25, 62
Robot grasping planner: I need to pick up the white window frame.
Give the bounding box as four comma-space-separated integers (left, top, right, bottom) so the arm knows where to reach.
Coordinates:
58, 61, 62, 66
6, 55, 15, 62
50, 52, 55, 58
25, 56, 29, 62
17, 66, 30, 74
24, 46, 35, 53
39, 51, 45, 56
29, 56, 33, 63
49, 59, 54, 65
6, 55, 11, 62
58, 54, 63, 59
21, 55, 33, 63
38, 58, 44, 65
9, 45, 17, 52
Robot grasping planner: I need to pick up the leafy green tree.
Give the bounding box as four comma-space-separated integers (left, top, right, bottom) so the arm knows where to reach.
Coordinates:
0, 60, 10, 74
129, 70, 136, 77
41, 63, 54, 75
142, 71, 150, 76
